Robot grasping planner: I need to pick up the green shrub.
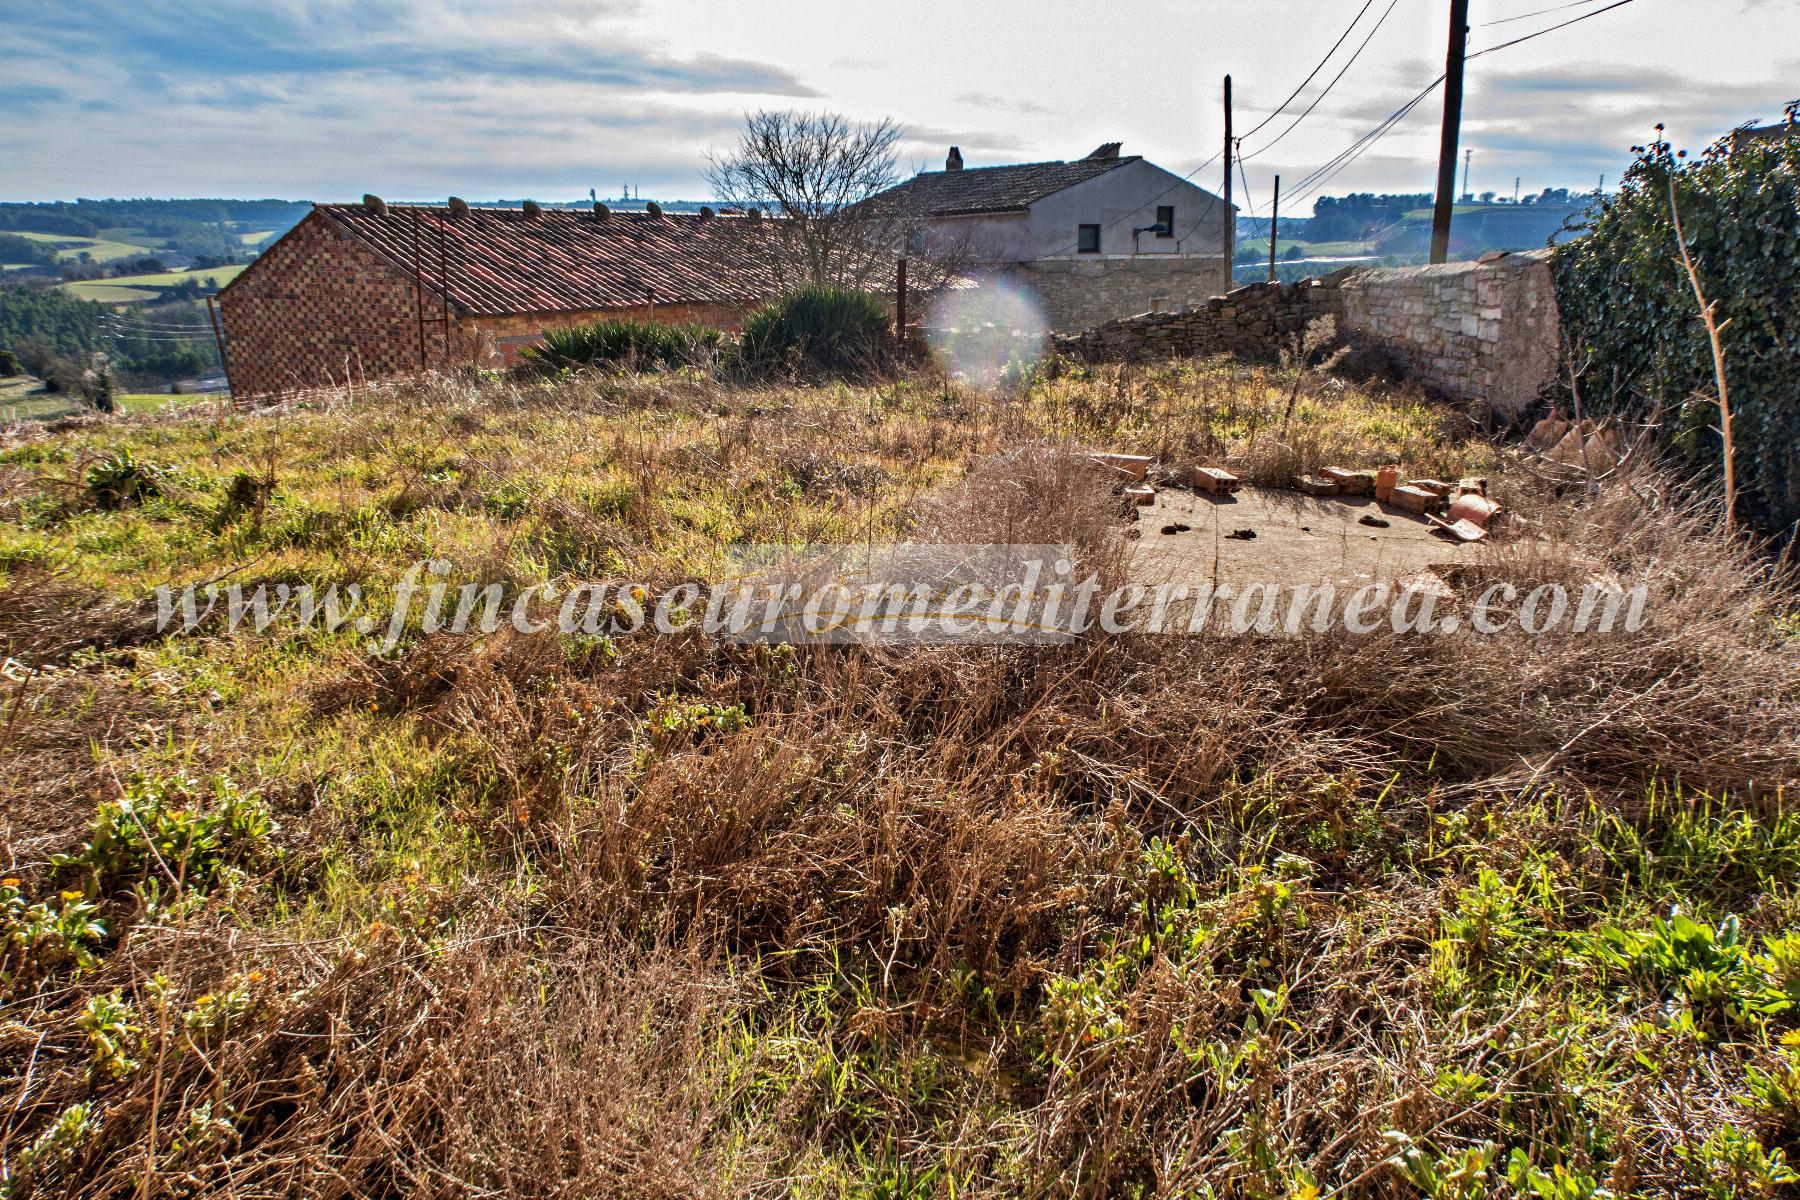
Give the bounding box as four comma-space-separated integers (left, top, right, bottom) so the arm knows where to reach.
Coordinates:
1553, 111, 1800, 533
55, 773, 277, 903
85, 449, 162, 510
0, 347, 20, 376
1, 879, 107, 989
737, 285, 891, 376
520, 318, 720, 373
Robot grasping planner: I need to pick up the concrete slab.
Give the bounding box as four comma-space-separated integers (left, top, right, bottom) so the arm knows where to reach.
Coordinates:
1130, 485, 1472, 590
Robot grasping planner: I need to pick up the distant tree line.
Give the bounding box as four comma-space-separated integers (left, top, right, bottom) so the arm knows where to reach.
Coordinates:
0, 199, 312, 265
0, 286, 215, 385
0, 234, 59, 267
1308, 193, 1434, 242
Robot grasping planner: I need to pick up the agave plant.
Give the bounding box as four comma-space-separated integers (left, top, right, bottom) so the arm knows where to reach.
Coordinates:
736, 285, 890, 376
521, 319, 721, 374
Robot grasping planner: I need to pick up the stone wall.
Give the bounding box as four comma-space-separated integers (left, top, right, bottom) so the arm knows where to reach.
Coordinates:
1338, 249, 1560, 418
1000, 256, 1229, 332
1049, 273, 1347, 362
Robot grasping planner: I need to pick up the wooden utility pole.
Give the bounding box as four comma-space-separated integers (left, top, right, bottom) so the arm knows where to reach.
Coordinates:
1429, 0, 1471, 264
1222, 74, 1235, 293
1267, 175, 1281, 284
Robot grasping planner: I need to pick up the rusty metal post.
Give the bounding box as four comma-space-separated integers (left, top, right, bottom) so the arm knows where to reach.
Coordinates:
411, 210, 427, 367
206, 295, 232, 396
438, 215, 451, 367
895, 255, 908, 346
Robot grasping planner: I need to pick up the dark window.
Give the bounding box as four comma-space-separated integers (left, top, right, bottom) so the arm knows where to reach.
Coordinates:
1156, 205, 1175, 237
1077, 223, 1101, 254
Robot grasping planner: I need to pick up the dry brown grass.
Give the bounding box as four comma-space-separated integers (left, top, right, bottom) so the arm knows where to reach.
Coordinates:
1, 366, 1796, 1198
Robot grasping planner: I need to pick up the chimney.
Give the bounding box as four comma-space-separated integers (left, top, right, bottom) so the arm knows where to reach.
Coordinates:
946, 146, 964, 171
1085, 142, 1122, 160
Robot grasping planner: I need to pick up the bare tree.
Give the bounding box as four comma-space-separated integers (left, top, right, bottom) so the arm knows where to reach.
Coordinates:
706, 110, 965, 293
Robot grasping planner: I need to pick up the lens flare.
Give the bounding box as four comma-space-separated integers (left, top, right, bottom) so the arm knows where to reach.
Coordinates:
924, 280, 1048, 387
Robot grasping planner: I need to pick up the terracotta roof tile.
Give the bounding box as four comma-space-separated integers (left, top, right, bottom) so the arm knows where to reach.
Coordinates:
311, 204, 781, 317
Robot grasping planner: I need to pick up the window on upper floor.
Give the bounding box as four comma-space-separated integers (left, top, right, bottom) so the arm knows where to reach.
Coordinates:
1077, 223, 1101, 254
1156, 206, 1175, 238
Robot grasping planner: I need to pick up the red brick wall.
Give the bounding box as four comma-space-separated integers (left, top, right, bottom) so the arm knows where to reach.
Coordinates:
220, 213, 762, 400
219, 212, 453, 401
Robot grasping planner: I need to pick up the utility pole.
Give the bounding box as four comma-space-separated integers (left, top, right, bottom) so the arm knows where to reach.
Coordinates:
1267, 175, 1281, 284
1462, 149, 1473, 201
1222, 74, 1235, 293
1429, 0, 1471, 263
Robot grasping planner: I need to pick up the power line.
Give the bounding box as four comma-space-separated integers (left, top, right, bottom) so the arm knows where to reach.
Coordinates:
1276, 0, 1636, 213
1236, 0, 1376, 143
1478, 0, 1603, 27
1035, 0, 1636, 267
1279, 78, 1443, 213
1470, 0, 1636, 56
1239, 0, 1401, 162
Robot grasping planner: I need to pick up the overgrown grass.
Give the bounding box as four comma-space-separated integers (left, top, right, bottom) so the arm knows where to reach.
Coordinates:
0, 360, 1795, 1198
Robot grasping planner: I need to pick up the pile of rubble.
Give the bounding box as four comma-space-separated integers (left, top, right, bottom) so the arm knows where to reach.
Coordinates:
1089, 452, 1501, 543
1522, 414, 1625, 477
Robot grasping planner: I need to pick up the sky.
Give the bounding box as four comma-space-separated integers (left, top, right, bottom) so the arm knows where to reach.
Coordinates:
3, 0, 1797, 217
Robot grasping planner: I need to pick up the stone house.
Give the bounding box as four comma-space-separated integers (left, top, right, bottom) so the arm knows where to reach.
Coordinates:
867, 143, 1234, 331
217, 202, 778, 401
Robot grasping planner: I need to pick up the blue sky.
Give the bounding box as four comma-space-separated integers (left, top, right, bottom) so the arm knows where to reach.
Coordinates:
4, 0, 1796, 212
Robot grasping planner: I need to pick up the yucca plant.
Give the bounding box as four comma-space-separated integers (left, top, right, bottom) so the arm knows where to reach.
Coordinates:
521, 319, 721, 374
736, 285, 890, 377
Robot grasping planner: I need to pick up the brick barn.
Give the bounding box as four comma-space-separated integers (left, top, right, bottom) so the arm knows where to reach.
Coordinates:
217, 201, 778, 401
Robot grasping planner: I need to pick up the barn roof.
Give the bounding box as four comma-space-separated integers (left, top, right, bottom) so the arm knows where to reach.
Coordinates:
238, 204, 783, 317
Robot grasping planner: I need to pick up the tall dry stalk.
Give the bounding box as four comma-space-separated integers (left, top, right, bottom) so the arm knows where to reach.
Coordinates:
1665, 173, 1736, 526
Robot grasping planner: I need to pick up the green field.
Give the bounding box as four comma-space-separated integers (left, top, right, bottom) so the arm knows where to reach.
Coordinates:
60, 263, 245, 301
0, 376, 215, 421
75, 263, 244, 289
237, 228, 275, 245
9, 231, 152, 263
59, 283, 163, 303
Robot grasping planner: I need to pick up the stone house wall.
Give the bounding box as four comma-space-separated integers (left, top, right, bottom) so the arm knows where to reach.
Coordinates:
996, 256, 1231, 332
1338, 249, 1560, 418
1049, 274, 1346, 362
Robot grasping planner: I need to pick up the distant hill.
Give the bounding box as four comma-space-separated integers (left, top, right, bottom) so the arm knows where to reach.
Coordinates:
0, 199, 312, 266
1373, 201, 1591, 257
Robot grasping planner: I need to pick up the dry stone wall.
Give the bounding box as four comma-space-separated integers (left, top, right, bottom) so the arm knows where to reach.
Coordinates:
1049, 250, 1563, 419
1050, 274, 1347, 362
1338, 249, 1560, 418
1002, 256, 1231, 332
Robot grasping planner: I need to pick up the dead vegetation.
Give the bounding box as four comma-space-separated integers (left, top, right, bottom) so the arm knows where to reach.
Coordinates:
0, 363, 1796, 1198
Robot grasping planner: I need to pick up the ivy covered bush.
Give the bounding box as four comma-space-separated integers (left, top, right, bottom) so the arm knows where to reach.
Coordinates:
1553, 106, 1800, 535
